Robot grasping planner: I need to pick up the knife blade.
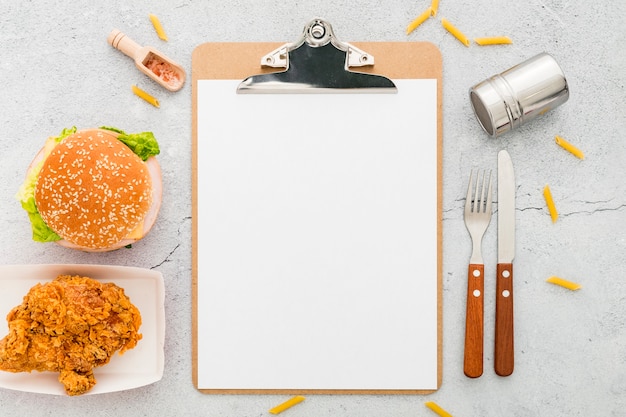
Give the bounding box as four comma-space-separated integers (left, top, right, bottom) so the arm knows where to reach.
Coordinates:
496, 149, 515, 376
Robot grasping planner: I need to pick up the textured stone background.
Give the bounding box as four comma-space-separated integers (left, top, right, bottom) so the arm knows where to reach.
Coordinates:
0, 1, 624, 416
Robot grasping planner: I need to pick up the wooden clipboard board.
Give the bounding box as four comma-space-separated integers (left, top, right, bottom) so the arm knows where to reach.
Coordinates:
192, 23, 443, 394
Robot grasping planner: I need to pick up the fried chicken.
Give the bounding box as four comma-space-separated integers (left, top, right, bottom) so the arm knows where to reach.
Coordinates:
0, 275, 142, 395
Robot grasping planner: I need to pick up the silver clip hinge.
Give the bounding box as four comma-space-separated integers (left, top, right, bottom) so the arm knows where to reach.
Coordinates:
261, 19, 375, 69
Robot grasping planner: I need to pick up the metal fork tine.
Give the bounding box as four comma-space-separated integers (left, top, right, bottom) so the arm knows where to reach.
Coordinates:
465, 170, 474, 212
473, 170, 481, 213
480, 170, 488, 213
486, 171, 493, 214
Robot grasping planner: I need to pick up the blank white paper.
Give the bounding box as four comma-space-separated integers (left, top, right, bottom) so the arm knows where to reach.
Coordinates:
196, 79, 438, 390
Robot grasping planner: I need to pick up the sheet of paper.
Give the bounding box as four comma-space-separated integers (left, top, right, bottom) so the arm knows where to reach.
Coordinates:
196, 79, 438, 391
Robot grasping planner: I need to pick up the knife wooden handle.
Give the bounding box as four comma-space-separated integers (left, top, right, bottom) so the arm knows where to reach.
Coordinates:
464, 263, 484, 378
495, 263, 514, 376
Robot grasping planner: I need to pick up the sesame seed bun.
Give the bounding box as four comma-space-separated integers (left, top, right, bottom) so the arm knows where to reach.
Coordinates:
33, 129, 161, 251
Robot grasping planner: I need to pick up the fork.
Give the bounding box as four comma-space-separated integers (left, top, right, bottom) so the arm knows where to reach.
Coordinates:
463, 169, 493, 378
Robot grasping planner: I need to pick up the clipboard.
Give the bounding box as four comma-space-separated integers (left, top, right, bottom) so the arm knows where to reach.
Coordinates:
192, 19, 443, 395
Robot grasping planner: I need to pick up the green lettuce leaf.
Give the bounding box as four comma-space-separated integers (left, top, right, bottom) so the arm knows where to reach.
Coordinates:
55, 126, 77, 143
100, 126, 160, 161
22, 198, 61, 242
18, 184, 62, 243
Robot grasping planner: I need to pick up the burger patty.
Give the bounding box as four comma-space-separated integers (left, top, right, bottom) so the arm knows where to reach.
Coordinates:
35, 129, 153, 249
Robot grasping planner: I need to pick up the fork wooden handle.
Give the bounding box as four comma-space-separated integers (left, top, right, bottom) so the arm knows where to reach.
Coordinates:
464, 263, 484, 378
495, 263, 514, 376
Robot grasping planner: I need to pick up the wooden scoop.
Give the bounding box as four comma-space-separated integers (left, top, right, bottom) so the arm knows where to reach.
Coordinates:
107, 29, 186, 92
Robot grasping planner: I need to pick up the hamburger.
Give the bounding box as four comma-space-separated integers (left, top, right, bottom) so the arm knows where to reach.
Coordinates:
16, 126, 162, 252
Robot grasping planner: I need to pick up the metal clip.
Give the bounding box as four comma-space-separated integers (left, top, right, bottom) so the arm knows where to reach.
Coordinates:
238, 18, 396, 94
261, 19, 374, 69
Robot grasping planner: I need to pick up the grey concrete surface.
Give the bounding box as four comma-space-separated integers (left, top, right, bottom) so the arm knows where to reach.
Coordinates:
0, 1, 624, 416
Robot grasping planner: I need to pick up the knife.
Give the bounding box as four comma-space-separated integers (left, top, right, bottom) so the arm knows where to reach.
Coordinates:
496, 150, 515, 376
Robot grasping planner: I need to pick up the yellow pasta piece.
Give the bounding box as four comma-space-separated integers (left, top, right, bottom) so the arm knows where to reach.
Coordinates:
441, 18, 470, 47
132, 85, 160, 108
430, 0, 440, 16
269, 396, 305, 415
406, 7, 432, 35
425, 401, 453, 417
547, 276, 582, 290
149, 13, 168, 41
543, 184, 558, 223
555, 135, 585, 159
474, 36, 513, 45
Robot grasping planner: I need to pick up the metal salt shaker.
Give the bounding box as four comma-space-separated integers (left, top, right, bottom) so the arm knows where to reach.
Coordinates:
469, 53, 569, 137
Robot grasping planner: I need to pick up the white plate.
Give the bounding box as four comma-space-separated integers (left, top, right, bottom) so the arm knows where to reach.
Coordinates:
0, 264, 165, 395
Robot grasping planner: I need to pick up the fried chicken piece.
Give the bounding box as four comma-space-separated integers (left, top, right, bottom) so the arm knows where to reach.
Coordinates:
0, 275, 142, 395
